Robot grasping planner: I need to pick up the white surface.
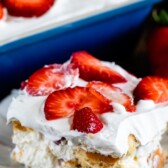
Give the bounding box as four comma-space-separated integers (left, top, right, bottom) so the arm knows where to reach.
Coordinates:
0, 144, 22, 168
0, 0, 138, 45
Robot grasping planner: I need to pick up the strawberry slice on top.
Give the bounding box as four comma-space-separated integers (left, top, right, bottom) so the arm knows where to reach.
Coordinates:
4, 0, 55, 17
0, 2, 4, 19
44, 86, 113, 120
71, 51, 127, 84
134, 76, 168, 103
87, 81, 135, 112
25, 63, 78, 96
72, 107, 103, 134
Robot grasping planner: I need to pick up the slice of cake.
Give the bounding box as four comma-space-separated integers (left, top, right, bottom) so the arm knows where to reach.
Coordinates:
7, 51, 168, 168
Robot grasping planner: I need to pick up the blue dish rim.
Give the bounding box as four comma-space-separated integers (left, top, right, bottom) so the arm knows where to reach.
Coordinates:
0, 0, 162, 53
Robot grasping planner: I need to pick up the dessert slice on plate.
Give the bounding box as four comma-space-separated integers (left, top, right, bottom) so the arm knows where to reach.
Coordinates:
7, 51, 168, 168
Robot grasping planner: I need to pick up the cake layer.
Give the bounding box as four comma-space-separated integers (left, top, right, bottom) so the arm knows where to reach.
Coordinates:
12, 121, 166, 168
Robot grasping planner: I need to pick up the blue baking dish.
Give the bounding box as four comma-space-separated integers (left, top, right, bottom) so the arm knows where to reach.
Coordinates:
0, 0, 162, 99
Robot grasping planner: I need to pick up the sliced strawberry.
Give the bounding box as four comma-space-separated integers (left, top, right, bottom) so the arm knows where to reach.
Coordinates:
71, 51, 127, 84
21, 81, 27, 90
87, 81, 135, 112
0, 2, 4, 19
25, 63, 79, 96
72, 107, 103, 134
44, 86, 113, 120
134, 76, 168, 103
4, 0, 55, 17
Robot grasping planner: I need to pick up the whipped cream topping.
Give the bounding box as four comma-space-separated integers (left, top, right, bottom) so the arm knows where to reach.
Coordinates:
0, 0, 137, 45
7, 61, 168, 158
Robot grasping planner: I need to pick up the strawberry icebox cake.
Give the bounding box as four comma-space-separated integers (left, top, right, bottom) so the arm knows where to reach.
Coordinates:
6, 51, 168, 168
0, 0, 136, 45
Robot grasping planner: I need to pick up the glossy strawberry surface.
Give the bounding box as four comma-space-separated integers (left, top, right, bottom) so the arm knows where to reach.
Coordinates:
4, 0, 55, 17
71, 51, 127, 83
44, 86, 113, 120
73, 107, 103, 134
134, 76, 168, 103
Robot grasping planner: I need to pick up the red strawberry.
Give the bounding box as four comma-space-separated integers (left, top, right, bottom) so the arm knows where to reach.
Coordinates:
3, 0, 55, 17
21, 81, 27, 90
147, 7, 168, 73
87, 81, 135, 112
134, 76, 168, 103
72, 107, 103, 134
25, 63, 78, 96
44, 86, 113, 120
0, 2, 4, 19
148, 27, 168, 69
71, 51, 127, 84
